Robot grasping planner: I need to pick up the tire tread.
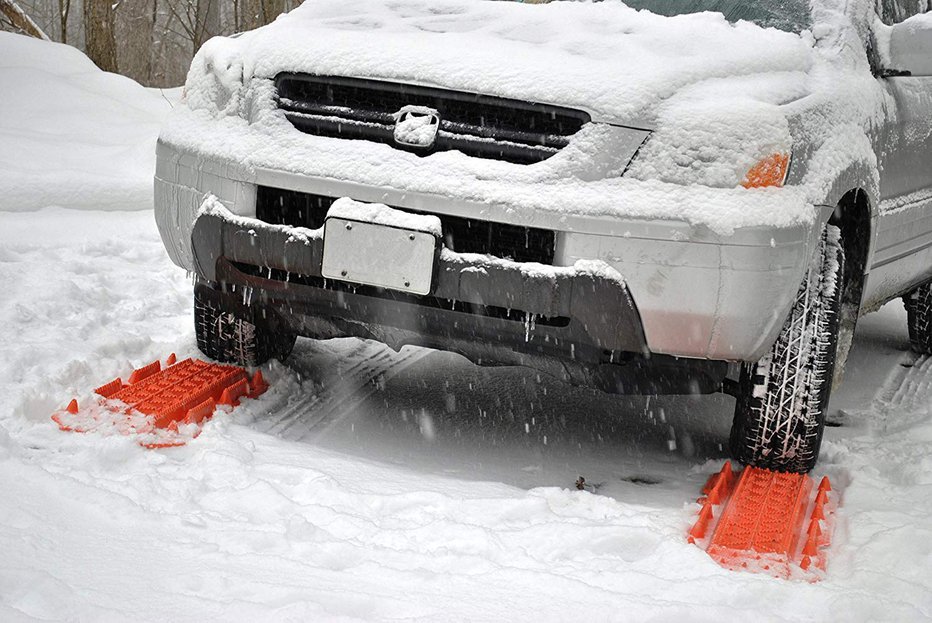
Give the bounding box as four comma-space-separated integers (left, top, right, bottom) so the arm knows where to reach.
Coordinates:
904, 284, 932, 354
194, 290, 295, 366
731, 226, 843, 473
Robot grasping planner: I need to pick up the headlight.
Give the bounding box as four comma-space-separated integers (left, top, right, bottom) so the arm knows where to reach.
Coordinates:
741, 153, 791, 188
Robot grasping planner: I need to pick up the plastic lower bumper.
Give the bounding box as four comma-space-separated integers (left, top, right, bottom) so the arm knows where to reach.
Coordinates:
191, 208, 728, 394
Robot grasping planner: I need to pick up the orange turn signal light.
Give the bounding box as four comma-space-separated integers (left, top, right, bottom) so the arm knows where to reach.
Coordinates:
741, 153, 790, 189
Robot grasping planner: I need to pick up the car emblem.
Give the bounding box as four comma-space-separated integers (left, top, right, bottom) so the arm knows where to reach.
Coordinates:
392, 105, 441, 150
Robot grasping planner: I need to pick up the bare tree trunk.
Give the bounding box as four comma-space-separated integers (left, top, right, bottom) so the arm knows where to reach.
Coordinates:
260, 0, 283, 25
193, 0, 217, 52
83, 0, 118, 72
0, 0, 51, 39
112, 0, 156, 83
239, 0, 282, 31
147, 0, 156, 81
240, 0, 261, 31
58, 0, 70, 42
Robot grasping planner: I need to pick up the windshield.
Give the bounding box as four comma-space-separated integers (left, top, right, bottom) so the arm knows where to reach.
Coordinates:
620, 0, 812, 32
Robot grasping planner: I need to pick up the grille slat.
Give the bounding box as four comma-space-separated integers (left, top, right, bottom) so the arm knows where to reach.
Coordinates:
275, 74, 590, 165
256, 186, 556, 266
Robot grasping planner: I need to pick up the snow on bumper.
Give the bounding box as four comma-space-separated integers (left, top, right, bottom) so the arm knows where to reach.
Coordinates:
191, 199, 648, 357
155, 131, 822, 361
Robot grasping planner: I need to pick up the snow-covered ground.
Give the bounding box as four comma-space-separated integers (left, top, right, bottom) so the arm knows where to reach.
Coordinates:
1, 33, 931, 622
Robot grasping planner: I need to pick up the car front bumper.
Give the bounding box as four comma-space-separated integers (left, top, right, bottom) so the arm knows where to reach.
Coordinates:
155, 135, 825, 363
193, 202, 647, 351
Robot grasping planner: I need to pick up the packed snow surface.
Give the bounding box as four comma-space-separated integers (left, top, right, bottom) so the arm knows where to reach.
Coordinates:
3, 209, 932, 622
3, 22, 932, 623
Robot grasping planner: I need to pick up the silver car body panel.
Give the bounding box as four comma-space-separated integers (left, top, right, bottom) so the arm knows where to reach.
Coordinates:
862, 72, 932, 310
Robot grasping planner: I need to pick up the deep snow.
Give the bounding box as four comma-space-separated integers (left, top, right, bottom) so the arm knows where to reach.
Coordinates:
0, 32, 178, 212
2, 29, 932, 623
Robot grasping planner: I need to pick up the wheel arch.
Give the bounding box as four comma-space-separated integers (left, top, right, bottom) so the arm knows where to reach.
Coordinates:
828, 188, 873, 316
823, 187, 873, 385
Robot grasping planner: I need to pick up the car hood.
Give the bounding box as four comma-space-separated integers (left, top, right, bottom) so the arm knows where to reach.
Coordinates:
215, 0, 817, 126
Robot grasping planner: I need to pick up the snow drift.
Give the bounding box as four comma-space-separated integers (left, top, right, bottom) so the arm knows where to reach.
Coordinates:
0, 32, 177, 212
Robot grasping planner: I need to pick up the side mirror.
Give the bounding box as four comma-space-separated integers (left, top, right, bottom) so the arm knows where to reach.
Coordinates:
888, 13, 932, 76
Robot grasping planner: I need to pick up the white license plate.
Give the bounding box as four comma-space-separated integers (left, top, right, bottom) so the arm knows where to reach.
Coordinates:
321, 217, 437, 295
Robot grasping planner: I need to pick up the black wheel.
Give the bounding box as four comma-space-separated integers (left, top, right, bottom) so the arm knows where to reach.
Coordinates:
194, 288, 296, 366
730, 225, 844, 474
903, 283, 932, 354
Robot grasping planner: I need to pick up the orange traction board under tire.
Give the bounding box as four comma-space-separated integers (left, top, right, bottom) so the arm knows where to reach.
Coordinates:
687, 461, 835, 581
52, 354, 268, 448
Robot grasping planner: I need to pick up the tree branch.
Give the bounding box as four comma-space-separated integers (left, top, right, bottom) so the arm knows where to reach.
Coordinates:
0, 0, 50, 39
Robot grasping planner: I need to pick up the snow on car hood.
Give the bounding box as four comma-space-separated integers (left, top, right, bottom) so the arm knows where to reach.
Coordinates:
168, 0, 885, 233
209, 0, 816, 126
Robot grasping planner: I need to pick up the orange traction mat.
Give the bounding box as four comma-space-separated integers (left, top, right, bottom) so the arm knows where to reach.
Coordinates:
52, 354, 269, 448
687, 461, 835, 581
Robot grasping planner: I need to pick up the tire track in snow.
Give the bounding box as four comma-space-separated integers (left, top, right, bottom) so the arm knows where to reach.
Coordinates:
873, 353, 932, 435
257, 340, 430, 442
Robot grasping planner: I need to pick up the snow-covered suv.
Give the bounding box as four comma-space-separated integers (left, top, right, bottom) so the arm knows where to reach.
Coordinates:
154, 0, 932, 473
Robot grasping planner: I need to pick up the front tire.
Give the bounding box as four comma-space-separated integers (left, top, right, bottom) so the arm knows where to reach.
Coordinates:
730, 225, 844, 474
903, 283, 932, 354
194, 288, 296, 367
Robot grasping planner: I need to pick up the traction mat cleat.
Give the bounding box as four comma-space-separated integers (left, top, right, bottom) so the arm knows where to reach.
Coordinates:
687, 461, 836, 581
51, 355, 268, 448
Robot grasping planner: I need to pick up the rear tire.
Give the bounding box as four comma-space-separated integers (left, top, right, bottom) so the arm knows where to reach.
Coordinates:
903, 283, 932, 354
194, 288, 296, 367
730, 225, 844, 474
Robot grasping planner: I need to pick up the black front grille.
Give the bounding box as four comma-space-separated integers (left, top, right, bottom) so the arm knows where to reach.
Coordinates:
275, 74, 590, 165
256, 186, 555, 265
